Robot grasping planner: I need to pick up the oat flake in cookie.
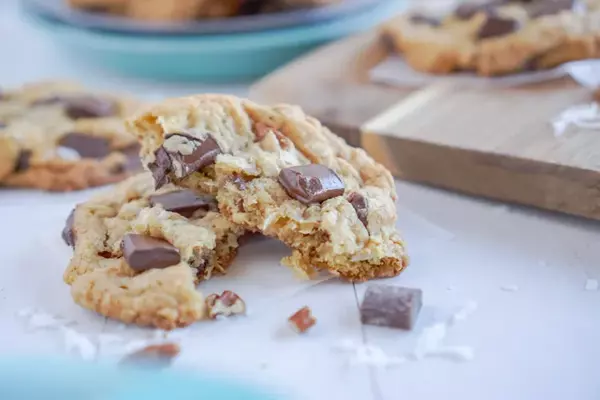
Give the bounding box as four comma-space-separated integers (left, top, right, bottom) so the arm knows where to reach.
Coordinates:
0, 81, 144, 191
382, 0, 600, 76
64, 173, 245, 329
128, 94, 408, 282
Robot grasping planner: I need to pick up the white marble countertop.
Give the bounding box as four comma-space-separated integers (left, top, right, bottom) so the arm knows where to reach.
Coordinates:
1, 1, 599, 399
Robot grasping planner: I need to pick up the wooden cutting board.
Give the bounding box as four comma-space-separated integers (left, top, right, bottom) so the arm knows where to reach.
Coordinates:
249, 30, 600, 220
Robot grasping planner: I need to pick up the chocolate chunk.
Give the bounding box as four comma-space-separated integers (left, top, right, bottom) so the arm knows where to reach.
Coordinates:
165, 133, 221, 173
122, 234, 181, 272
14, 150, 32, 172
148, 147, 172, 189
278, 164, 345, 205
410, 14, 441, 26
360, 285, 423, 330
477, 15, 520, 39
62, 208, 76, 247
348, 192, 368, 228
58, 133, 111, 159
149, 190, 217, 218
120, 343, 180, 369
150, 134, 222, 189
63, 96, 117, 119
527, 0, 578, 18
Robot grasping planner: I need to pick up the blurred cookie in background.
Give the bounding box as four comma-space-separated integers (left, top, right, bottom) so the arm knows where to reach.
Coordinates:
0, 81, 144, 191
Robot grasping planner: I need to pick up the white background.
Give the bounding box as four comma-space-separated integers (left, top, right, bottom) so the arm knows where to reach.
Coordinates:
1, 1, 599, 399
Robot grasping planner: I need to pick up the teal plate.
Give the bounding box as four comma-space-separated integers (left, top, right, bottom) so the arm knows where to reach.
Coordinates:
23, 0, 406, 82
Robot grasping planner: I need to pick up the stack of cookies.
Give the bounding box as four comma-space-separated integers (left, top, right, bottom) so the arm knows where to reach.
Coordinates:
61, 94, 409, 329
383, 0, 600, 76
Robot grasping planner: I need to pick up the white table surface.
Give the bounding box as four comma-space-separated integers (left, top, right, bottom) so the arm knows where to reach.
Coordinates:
1, 1, 600, 399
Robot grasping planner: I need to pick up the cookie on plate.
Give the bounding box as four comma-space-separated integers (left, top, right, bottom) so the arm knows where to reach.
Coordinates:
383, 0, 600, 76
63, 173, 245, 329
0, 81, 144, 191
128, 94, 409, 282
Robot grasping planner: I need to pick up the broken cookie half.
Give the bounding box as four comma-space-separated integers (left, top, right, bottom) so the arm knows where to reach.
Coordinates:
63, 173, 244, 329
128, 94, 408, 282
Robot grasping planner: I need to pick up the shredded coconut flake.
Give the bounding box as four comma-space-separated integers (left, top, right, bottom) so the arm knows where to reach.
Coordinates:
61, 327, 97, 361
450, 300, 478, 325
585, 279, 599, 291
425, 346, 475, 362
552, 103, 600, 136
349, 345, 406, 368
27, 311, 71, 330
414, 322, 448, 359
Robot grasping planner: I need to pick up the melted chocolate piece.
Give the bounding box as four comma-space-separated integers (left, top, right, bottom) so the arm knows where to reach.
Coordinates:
122, 234, 181, 272
477, 15, 520, 39
348, 192, 369, 228
360, 285, 423, 330
149, 134, 222, 189
62, 208, 76, 247
278, 164, 345, 205
149, 190, 217, 218
58, 133, 111, 159
148, 147, 173, 189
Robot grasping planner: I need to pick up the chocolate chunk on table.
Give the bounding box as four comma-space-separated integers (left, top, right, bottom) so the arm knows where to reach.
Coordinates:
122, 234, 181, 272
278, 164, 345, 205
360, 285, 423, 330
149, 189, 217, 218
58, 133, 111, 159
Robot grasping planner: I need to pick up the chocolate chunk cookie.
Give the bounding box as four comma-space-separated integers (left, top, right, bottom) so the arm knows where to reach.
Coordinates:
383, 0, 600, 76
128, 94, 408, 282
0, 81, 144, 191
65, 173, 244, 329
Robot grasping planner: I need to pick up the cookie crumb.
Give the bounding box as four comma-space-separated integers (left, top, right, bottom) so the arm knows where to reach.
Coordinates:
206, 291, 246, 319
585, 278, 599, 291
120, 343, 180, 368
289, 306, 316, 333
